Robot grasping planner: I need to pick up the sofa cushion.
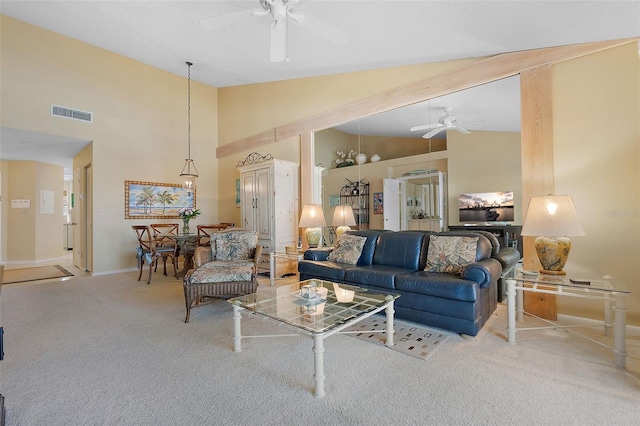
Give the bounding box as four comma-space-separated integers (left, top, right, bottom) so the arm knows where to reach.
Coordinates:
426, 235, 479, 275
344, 229, 387, 266
298, 260, 351, 282
395, 271, 480, 302
327, 234, 367, 264
344, 265, 416, 290
213, 230, 258, 261
372, 231, 426, 270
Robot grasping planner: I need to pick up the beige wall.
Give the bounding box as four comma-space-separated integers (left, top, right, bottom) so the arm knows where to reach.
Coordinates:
447, 131, 522, 225
552, 43, 639, 320
1, 15, 220, 273
217, 44, 640, 325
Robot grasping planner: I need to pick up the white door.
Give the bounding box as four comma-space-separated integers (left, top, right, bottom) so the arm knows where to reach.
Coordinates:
73, 167, 83, 269
383, 178, 401, 231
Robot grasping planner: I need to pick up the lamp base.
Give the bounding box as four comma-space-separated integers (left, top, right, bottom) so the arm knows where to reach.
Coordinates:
305, 227, 322, 248
534, 236, 572, 275
335, 225, 351, 240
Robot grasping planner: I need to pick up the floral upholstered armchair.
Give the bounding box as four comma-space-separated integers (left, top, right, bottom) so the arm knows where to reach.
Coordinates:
182, 228, 262, 323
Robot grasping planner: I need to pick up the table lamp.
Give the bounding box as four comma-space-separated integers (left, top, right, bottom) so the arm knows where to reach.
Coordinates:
331, 205, 357, 239
521, 194, 585, 275
299, 204, 327, 248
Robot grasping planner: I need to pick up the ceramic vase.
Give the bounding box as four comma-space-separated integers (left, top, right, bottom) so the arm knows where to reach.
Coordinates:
182, 218, 190, 234
355, 153, 367, 164
370, 154, 380, 162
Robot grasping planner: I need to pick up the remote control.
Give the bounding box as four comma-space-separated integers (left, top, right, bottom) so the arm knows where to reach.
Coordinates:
569, 279, 591, 285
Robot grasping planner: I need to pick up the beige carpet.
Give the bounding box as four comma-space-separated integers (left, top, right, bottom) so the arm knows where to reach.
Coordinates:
2, 272, 639, 425
2, 265, 74, 284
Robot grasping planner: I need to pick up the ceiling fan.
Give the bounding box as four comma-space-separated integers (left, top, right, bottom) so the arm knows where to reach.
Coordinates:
410, 107, 471, 139
200, 0, 349, 62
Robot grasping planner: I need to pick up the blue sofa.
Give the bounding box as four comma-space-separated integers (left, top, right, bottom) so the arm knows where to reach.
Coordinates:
298, 229, 502, 336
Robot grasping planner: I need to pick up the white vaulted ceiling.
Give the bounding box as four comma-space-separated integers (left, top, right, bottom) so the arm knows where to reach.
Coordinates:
1, 1, 638, 171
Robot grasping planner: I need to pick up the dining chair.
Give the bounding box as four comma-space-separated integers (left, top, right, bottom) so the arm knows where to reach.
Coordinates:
195, 224, 234, 246
132, 225, 178, 284
150, 223, 181, 257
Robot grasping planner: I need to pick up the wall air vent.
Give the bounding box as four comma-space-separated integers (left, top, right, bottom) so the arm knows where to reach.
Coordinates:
51, 104, 93, 123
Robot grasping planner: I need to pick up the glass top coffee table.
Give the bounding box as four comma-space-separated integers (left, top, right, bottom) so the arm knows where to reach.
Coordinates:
228, 279, 400, 398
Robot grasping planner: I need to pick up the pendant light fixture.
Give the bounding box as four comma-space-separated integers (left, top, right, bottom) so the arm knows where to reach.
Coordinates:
180, 61, 198, 196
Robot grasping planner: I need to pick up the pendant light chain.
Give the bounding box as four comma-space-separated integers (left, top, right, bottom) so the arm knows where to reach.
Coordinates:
180, 61, 198, 195
187, 61, 192, 160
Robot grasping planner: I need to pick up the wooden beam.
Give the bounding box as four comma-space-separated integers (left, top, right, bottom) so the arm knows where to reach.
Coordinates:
520, 65, 557, 320
218, 38, 636, 158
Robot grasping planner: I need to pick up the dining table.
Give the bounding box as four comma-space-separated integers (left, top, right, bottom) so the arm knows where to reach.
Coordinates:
161, 233, 200, 277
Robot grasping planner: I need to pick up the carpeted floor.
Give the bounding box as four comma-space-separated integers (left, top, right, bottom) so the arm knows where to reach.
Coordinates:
2, 265, 74, 284
1, 271, 639, 425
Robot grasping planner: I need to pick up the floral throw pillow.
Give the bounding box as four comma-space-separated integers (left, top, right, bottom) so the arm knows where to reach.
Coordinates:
327, 234, 367, 265
425, 235, 479, 275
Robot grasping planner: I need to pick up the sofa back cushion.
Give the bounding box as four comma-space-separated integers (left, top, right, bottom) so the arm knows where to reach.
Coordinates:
372, 231, 426, 270
344, 229, 387, 266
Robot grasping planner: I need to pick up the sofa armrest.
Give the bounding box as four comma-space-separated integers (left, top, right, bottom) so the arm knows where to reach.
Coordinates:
493, 247, 521, 276
461, 258, 502, 288
304, 248, 333, 261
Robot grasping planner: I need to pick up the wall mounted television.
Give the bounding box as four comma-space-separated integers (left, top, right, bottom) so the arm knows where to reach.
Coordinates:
458, 191, 514, 223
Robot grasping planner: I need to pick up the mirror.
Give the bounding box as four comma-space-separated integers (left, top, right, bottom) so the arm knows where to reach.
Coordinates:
316, 76, 522, 234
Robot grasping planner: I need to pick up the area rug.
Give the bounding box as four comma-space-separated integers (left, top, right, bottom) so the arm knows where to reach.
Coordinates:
344, 315, 450, 360
2, 265, 74, 284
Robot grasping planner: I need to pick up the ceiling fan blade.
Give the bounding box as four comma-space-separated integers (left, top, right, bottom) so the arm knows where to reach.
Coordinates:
200, 9, 256, 30
410, 123, 442, 132
270, 22, 286, 62
294, 12, 349, 46
423, 127, 444, 139
454, 125, 471, 134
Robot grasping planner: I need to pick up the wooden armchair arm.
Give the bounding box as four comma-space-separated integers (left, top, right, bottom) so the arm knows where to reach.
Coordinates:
253, 245, 263, 274
192, 246, 212, 269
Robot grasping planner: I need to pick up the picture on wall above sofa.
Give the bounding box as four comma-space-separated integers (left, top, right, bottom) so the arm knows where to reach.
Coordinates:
458, 191, 514, 222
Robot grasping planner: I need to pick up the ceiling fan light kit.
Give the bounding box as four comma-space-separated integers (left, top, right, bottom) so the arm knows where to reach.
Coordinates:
200, 0, 349, 63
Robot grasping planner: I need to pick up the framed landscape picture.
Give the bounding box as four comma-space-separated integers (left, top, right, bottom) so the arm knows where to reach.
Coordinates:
124, 180, 196, 219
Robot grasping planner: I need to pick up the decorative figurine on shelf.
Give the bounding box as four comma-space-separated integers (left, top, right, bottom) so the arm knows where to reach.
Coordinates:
334, 150, 356, 168
178, 207, 200, 234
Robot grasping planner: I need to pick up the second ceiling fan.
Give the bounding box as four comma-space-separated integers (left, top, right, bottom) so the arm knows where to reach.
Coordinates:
200, 0, 349, 62
410, 107, 471, 139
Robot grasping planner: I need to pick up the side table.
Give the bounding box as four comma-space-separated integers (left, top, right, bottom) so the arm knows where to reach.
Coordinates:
269, 251, 304, 286
506, 272, 630, 369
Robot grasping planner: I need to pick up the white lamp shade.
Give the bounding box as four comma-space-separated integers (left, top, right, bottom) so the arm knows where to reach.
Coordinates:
331, 205, 357, 227
298, 204, 327, 228
521, 195, 585, 237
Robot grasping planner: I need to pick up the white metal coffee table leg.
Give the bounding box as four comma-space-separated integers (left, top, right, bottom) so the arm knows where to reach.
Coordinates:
506, 279, 517, 344
385, 299, 395, 347
312, 334, 326, 398
232, 304, 243, 352
613, 293, 627, 369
